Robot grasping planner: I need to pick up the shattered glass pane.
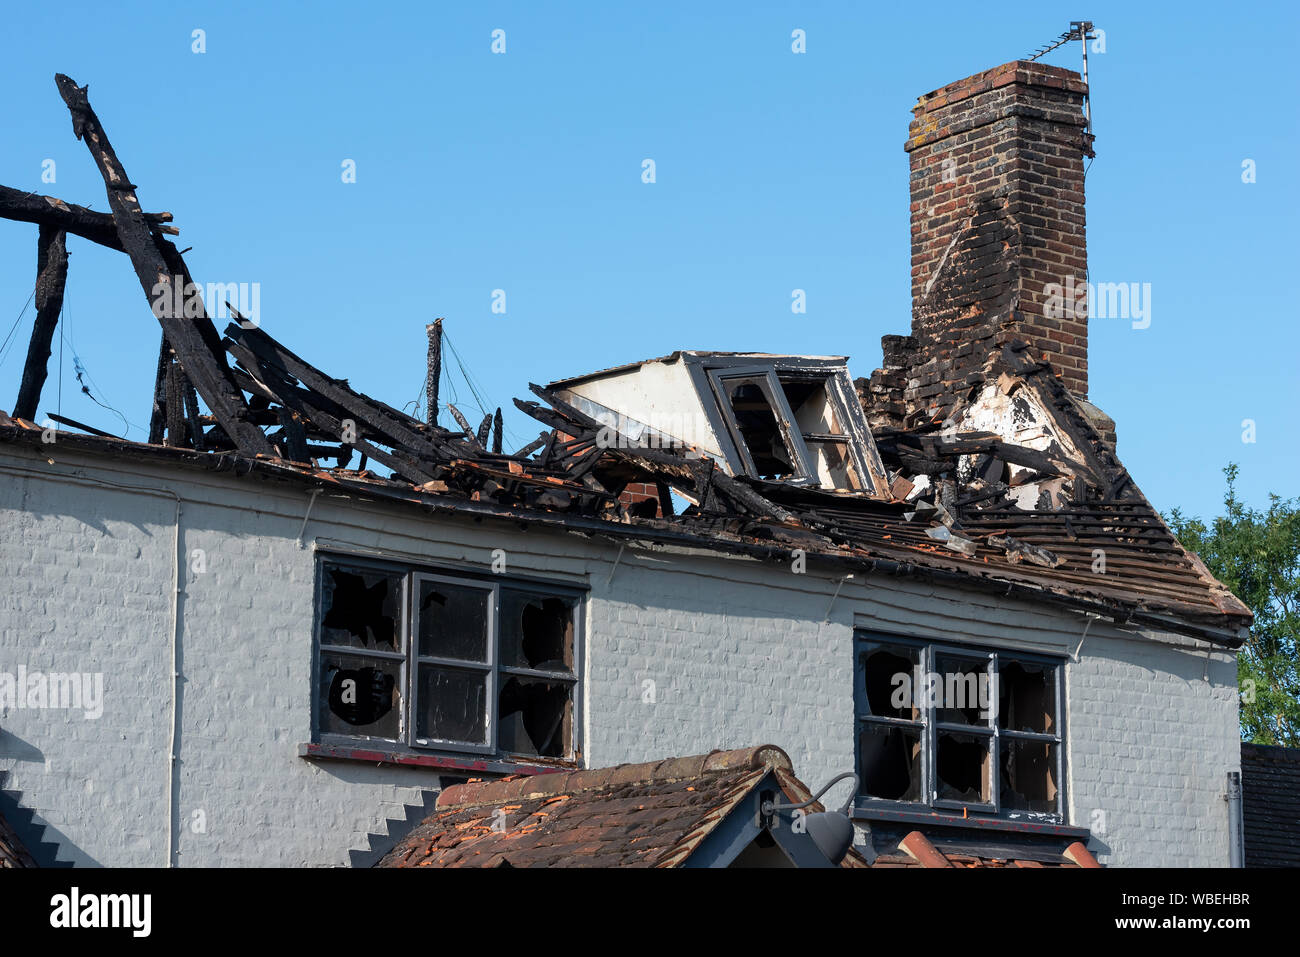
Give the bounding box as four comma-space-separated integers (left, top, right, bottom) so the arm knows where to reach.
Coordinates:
857, 642, 921, 719
933, 654, 993, 726
722, 377, 796, 479
998, 660, 1056, 734
858, 723, 922, 802
417, 579, 489, 662
319, 652, 400, 739
1001, 738, 1058, 813
500, 590, 576, 673
498, 675, 573, 758
320, 565, 402, 652
936, 731, 993, 804
415, 665, 488, 745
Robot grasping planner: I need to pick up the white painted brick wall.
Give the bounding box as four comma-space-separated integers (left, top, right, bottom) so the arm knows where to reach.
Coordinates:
0, 443, 1239, 866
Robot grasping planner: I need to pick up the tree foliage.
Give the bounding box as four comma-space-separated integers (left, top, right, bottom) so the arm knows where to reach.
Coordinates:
1167, 465, 1300, 746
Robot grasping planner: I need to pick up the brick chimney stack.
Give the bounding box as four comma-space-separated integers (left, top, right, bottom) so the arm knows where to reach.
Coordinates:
865, 61, 1094, 427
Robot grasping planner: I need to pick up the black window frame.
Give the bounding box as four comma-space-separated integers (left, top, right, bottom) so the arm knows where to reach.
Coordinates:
312, 554, 584, 764
852, 631, 1067, 823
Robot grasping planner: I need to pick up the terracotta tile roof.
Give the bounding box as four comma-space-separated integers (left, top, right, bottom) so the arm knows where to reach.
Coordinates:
865, 829, 1096, 868
0, 815, 35, 868
377, 745, 868, 868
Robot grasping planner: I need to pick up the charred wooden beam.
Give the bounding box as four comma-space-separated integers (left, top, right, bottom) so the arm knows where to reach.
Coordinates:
476, 412, 492, 448
46, 412, 113, 437
446, 403, 479, 446
182, 378, 205, 451
514, 396, 696, 481
148, 333, 170, 445
164, 359, 186, 447
655, 480, 675, 517
13, 226, 68, 420
52, 74, 272, 456
514, 432, 548, 459
224, 322, 457, 460
426, 318, 442, 426
0, 184, 175, 252
275, 407, 310, 462
232, 348, 440, 485
491, 408, 502, 454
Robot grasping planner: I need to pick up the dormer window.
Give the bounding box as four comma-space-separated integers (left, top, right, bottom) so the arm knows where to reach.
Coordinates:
545, 351, 891, 496
706, 361, 881, 491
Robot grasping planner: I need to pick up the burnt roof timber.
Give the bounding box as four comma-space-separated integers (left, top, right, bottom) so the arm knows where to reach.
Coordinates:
224, 342, 441, 485
0, 184, 176, 252
51, 74, 273, 456
12, 225, 68, 421
0, 422, 1248, 645
223, 323, 485, 464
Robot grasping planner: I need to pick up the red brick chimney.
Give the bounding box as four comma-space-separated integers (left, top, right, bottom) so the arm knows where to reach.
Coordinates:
864, 61, 1094, 427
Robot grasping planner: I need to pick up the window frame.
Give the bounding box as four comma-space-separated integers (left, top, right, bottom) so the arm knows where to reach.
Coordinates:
684, 354, 888, 494
312, 553, 585, 765
706, 365, 816, 484
853, 631, 1067, 823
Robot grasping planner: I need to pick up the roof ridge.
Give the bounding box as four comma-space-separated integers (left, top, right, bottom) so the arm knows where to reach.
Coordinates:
435, 744, 792, 810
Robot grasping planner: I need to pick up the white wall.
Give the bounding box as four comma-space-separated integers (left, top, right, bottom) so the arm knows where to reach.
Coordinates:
0, 442, 1239, 866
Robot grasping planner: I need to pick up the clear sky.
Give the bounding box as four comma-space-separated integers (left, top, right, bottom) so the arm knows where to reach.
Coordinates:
0, 0, 1295, 522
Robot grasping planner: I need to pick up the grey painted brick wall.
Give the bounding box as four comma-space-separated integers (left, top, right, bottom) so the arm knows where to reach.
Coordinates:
0, 443, 1239, 866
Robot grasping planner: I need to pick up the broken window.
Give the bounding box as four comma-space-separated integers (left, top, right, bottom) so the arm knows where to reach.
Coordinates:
712, 370, 803, 481
321, 565, 402, 652
936, 731, 993, 805
853, 632, 1064, 820
704, 361, 883, 492
496, 587, 578, 758
319, 653, 401, 739
998, 659, 1056, 734
318, 563, 406, 741
315, 558, 582, 762
1000, 738, 1059, 813
779, 375, 864, 490
858, 724, 922, 802
856, 641, 924, 802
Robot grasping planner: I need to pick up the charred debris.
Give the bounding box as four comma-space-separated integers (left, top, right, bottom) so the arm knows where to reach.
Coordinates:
0, 75, 1250, 645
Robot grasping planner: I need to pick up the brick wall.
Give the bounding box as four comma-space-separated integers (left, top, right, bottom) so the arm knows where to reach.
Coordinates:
618, 481, 663, 517
865, 61, 1094, 428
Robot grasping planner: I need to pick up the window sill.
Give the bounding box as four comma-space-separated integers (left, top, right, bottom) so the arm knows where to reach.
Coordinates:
299, 742, 576, 778
852, 804, 1090, 839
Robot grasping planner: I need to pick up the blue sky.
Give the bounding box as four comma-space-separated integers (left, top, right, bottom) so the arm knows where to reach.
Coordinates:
0, 0, 1295, 521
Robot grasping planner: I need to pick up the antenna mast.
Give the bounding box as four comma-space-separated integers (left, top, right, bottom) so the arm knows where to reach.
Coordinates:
1025, 20, 1098, 134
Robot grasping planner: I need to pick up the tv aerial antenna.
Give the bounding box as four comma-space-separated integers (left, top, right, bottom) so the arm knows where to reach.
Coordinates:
1026, 21, 1098, 134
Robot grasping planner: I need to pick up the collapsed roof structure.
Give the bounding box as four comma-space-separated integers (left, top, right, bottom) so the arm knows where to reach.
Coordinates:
0, 71, 1251, 648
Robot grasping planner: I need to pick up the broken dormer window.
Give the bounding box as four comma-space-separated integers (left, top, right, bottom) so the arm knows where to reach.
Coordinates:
315, 557, 582, 763
778, 374, 865, 490
712, 369, 802, 480
546, 351, 891, 495
853, 632, 1064, 821
704, 360, 883, 491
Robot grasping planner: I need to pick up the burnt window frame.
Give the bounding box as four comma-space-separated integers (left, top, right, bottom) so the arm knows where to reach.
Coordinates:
706, 365, 816, 484
312, 554, 584, 764
852, 631, 1066, 822
684, 354, 889, 494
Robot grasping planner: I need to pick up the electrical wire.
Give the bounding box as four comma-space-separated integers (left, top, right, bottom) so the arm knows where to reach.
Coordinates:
0, 289, 36, 369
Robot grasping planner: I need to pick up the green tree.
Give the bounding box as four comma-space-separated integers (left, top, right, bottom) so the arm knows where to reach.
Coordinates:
1166, 465, 1300, 745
